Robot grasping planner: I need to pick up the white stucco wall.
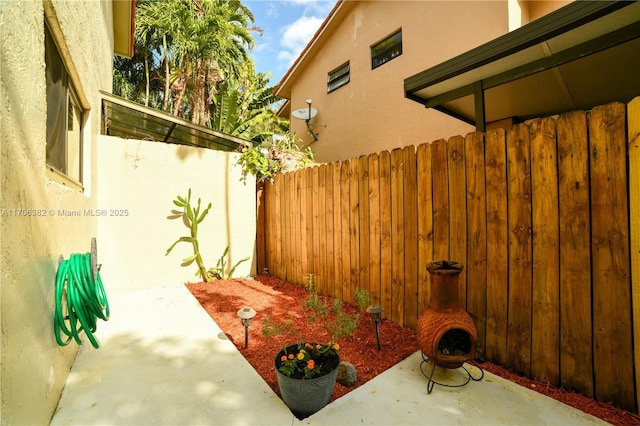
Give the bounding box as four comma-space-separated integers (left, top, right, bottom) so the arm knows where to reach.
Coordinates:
96, 136, 257, 292
0, 1, 114, 424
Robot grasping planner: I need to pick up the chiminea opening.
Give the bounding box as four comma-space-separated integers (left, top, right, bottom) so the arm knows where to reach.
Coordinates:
439, 329, 472, 357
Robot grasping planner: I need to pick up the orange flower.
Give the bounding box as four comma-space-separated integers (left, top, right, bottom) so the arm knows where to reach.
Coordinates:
288, 354, 294, 360
307, 360, 315, 370
281, 355, 287, 362
305, 343, 313, 349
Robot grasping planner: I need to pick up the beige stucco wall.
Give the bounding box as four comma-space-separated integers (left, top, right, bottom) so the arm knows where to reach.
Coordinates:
519, 0, 572, 23
0, 0, 113, 424
96, 136, 256, 292
283, 1, 513, 162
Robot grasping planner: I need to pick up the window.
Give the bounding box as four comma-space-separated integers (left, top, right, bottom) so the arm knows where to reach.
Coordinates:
371, 29, 402, 69
327, 62, 350, 92
45, 23, 84, 186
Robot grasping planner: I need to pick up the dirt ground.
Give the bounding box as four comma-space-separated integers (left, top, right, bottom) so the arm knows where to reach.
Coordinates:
187, 275, 640, 426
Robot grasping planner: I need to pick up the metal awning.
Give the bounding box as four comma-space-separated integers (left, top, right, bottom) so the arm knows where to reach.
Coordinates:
404, 1, 640, 131
101, 91, 253, 151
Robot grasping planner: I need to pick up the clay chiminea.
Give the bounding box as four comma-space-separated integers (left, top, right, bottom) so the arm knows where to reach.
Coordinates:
417, 260, 477, 369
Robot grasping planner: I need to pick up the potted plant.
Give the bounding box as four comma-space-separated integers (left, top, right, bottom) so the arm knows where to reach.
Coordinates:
274, 341, 341, 419
265, 274, 368, 419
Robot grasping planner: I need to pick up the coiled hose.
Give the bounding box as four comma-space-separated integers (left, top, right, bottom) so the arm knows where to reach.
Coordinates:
54, 253, 109, 348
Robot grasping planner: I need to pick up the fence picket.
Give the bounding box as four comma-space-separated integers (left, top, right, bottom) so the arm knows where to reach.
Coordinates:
379, 151, 393, 320
358, 155, 370, 301
313, 166, 323, 291
589, 102, 634, 411
485, 129, 509, 365
340, 160, 351, 301
300, 169, 309, 282
282, 173, 292, 280
530, 117, 560, 385
506, 123, 533, 377
431, 139, 450, 260
368, 153, 382, 305
557, 109, 593, 397
403, 146, 418, 329
391, 148, 405, 325
416, 143, 433, 316
448, 135, 467, 308
331, 162, 341, 299
348, 159, 360, 304
629, 96, 640, 414
465, 131, 487, 359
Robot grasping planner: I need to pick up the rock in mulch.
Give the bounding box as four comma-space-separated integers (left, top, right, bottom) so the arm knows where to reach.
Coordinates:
338, 361, 357, 386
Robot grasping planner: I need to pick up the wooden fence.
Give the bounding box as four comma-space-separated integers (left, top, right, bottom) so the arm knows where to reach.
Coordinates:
256, 98, 640, 413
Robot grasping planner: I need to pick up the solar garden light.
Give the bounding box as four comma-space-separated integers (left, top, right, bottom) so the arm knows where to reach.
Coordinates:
237, 306, 256, 348
366, 305, 384, 350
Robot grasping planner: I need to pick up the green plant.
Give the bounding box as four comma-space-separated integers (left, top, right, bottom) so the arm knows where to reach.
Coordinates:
207, 246, 250, 280
277, 342, 340, 379
236, 133, 314, 183
302, 274, 369, 341
265, 274, 367, 380
166, 189, 212, 282
262, 315, 297, 338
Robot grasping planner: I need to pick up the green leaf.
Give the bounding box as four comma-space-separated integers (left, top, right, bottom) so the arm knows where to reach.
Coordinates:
166, 240, 180, 254
228, 256, 250, 279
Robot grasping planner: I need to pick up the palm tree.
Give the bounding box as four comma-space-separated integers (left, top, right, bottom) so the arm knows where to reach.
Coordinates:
212, 63, 288, 141
146, 0, 255, 126
134, 0, 172, 109
117, 0, 287, 136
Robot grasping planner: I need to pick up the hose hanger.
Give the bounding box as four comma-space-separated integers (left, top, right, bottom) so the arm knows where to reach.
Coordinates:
54, 237, 109, 349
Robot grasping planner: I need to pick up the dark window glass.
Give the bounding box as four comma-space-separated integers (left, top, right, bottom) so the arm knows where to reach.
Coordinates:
45, 24, 83, 184
328, 62, 350, 92
371, 29, 402, 69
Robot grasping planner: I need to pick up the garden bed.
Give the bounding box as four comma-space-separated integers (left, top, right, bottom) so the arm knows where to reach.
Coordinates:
187, 275, 640, 425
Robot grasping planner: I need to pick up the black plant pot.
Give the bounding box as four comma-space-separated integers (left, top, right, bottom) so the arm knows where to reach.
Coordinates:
274, 343, 340, 419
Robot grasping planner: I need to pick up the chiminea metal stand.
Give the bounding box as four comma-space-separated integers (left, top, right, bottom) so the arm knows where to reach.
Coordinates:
419, 353, 484, 394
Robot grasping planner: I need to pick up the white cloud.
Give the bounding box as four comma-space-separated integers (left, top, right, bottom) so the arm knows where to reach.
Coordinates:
279, 15, 324, 65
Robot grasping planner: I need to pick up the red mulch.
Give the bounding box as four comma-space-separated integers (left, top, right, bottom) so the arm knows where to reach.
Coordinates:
187, 275, 640, 425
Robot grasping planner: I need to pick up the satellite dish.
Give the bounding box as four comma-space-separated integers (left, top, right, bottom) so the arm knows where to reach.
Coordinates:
292, 107, 318, 121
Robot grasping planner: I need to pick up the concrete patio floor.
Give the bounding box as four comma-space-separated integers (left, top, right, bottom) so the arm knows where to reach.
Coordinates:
51, 284, 610, 425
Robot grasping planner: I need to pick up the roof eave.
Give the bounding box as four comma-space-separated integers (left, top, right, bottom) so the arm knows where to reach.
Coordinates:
274, 0, 349, 99
113, 0, 136, 58
404, 1, 630, 97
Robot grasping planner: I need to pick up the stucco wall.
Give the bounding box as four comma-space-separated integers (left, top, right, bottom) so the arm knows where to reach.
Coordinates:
0, 1, 113, 424
285, 1, 511, 162
96, 136, 256, 292
519, 0, 572, 23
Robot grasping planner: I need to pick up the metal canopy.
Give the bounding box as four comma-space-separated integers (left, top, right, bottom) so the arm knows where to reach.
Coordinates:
404, 1, 640, 131
101, 91, 252, 151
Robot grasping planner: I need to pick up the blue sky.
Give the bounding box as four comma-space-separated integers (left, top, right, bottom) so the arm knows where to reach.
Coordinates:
244, 0, 336, 86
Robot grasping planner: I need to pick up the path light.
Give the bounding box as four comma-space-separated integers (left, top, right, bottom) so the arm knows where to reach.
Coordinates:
237, 306, 256, 348
366, 305, 384, 350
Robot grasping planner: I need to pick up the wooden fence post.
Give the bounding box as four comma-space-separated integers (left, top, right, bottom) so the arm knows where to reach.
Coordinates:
629, 96, 640, 414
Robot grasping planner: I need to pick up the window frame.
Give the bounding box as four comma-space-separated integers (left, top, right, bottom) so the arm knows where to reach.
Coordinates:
45, 20, 85, 191
371, 29, 403, 70
327, 61, 350, 93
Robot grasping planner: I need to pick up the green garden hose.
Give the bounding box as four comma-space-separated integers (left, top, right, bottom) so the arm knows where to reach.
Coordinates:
54, 253, 109, 349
